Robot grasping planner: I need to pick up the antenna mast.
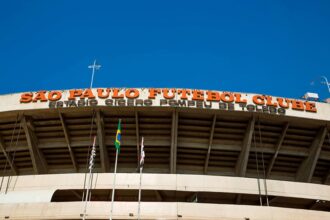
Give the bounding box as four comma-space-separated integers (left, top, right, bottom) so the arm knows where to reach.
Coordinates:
321, 76, 330, 93
88, 60, 101, 88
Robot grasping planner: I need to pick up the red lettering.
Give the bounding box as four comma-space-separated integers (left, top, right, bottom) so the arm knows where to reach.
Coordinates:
277, 98, 290, 108
48, 91, 62, 101
253, 95, 265, 105
291, 100, 305, 111
112, 89, 124, 98
20, 93, 33, 103
69, 90, 83, 100
97, 88, 110, 98
220, 92, 234, 103
206, 91, 220, 101
125, 89, 140, 99
265, 96, 277, 107
162, 89, 176, 99
177, 89, 191, 99
148, 88, 161, 99
305, 102, 317, 113
192, 90, 204, 101
234, 93, 247, 103
80, 89, 95, 99
33, 91, 47, 102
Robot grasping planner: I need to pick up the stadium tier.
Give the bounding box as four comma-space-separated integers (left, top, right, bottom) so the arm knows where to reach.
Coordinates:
0, 88, 329, 220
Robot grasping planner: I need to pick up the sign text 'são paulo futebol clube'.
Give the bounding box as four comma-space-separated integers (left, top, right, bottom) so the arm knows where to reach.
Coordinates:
19, 88, 319, 116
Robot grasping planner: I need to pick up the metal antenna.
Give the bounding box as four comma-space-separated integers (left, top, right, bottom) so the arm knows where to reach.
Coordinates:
321, 76, 330, 93
88, 60, 101, 88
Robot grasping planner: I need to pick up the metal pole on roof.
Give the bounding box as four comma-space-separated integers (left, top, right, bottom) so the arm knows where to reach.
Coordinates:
88, 60, 101, 89
321, 76, 330, 93
82, 136, 97, 220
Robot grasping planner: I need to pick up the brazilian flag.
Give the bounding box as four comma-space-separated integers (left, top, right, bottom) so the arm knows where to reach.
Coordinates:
115, 119, 121, 153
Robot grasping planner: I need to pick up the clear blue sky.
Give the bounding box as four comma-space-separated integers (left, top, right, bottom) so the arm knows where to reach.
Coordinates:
0, 0, 329, 99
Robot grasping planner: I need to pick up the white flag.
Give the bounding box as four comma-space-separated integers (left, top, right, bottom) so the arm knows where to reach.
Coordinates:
140, 137, 145, 168
88, 136, 97, 170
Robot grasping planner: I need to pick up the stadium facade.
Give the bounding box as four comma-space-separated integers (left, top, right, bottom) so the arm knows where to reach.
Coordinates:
0, 88, 329, 220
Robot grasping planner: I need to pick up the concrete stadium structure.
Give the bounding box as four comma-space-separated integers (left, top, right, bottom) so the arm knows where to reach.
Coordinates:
0, 88, 329, 220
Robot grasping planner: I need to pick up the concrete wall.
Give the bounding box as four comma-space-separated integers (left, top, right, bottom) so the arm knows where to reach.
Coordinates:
1, 173, 330, 203
0, 173, 329, 219
0, 202, 330, 220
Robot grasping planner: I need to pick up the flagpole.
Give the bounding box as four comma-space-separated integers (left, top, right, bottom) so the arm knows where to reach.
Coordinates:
110, 118, 122, 220
137, 137, 144, 220
109, 148, 119, 220
82, 136, 97, 220
137, 166, 143, 220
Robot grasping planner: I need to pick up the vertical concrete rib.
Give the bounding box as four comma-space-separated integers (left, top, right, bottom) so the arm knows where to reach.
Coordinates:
170, 110, 178, 174
0, 134, 18, 175
22, 116, 47, 174
96, 110, 110, 172
296, 126, 327, 182
235, 116, 255, 177
266, 122, 289, 178
59, 112, 78, 171
204, 114, 217, 174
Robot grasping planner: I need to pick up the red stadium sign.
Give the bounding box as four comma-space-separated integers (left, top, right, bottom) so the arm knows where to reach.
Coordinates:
19, 88, 318, 114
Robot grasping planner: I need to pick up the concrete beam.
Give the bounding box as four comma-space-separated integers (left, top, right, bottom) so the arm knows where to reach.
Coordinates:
308, 200, 320, 210
204, 114, 217, 174
266, 122, 289, 178
323, 169, 330, 184
323, 132, 330, 184
170, 111, 178, 174
268, 196, 280, 205
0, 134, 18, 175
235, 117, 255, 176
96, 111, 110, 172
296, 126, 327, 182
71, 190, 82, 200
22, 116, 47, 174
186, 192, 198, 202
155, 190, 163, 201
235, 194, 242, 204
58, 112, 78, 171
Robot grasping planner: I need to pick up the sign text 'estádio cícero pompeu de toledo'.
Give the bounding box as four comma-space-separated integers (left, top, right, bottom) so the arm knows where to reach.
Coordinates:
19, 88, 318, 115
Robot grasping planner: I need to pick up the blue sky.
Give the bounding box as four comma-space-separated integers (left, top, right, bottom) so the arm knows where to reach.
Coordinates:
0, 0, 329, 100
